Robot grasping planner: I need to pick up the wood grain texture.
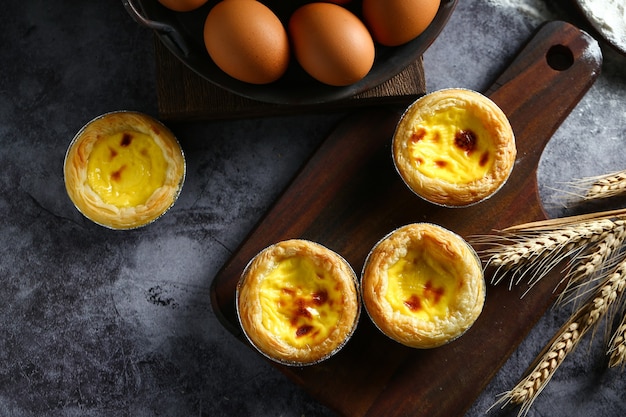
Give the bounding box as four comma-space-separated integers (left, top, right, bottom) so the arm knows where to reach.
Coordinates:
154, 38, 427, 121
210, 21, 602, 417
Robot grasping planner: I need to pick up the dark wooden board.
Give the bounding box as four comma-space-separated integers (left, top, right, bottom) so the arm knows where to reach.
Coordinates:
154, 38, 426, 121
210, 21, 602, 417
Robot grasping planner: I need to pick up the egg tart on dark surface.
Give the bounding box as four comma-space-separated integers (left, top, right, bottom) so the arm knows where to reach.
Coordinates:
361, 223, 485, 348
64, 111, 185, 230
393, 88, 516, 207
237, 239, 360, 366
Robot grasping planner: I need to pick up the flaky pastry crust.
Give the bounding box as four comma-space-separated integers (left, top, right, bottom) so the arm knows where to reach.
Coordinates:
64, 111, 185, 229
236, 239, 360, 365
393, 88, 516, 207
361, 223, 485, 348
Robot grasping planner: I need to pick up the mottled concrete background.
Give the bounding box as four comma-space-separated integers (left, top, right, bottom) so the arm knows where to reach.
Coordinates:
1, 0, 624, 416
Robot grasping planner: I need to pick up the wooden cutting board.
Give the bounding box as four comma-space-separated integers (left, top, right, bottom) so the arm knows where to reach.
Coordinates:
210, 21, 601, 417
154, 38, 426, 121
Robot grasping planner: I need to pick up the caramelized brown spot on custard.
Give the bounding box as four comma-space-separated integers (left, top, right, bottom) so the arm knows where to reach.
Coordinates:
109, 147, 118, 160
404, 294, 422, 312
284, 286, 335, 338
410, 127, 426, 143
435, 160, 447, 168
424, 281, 445, 304
296, 325, 314, 337
111, 165, 126, 182
454, 130, 477, 154
312, 290, 328, 306
403, 281, 446, 312
293, 298, 312, 322
480, 151, 490, 167
120, 133, 133, 147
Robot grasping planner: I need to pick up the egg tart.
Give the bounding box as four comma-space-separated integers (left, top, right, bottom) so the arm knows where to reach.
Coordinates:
236, 239, 360, 366
64, 111, 185, 230
392, 88, 516, 207
361, 223, 485, 348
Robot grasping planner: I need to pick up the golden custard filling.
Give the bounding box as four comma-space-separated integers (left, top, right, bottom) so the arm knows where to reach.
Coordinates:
87, 131, 168, 208
385, 243, 458, 322
259, 256, 343, 348
408, 107, 496, 184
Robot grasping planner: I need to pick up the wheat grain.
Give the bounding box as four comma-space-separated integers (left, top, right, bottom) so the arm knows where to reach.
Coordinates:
585, 268, 626, 327
608, 314, 626, 368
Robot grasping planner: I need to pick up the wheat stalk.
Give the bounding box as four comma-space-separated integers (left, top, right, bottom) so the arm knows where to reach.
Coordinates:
494, 258, 626, 416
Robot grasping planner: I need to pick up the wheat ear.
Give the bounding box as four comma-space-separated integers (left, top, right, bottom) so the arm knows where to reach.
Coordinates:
495, 258, 626, 416
582, 170, 626, 201
491, 321, 582, 417
556, 219, 626, 306
478, 218, 619, 291
554, 169, 626, 205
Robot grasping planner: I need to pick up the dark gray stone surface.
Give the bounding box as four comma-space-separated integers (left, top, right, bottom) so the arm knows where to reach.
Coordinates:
0, 1, 624, 416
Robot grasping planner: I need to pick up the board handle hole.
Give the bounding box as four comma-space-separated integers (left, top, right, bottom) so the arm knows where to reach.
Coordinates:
546, 44, 574, 71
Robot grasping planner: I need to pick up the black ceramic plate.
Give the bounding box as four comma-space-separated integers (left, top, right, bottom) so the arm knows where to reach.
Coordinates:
123, 0, 458, 105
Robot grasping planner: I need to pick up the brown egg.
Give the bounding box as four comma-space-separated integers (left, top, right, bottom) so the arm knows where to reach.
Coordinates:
362, 0, 441, 46
157, 0, 209, 12
289, 2, 375, 87
203, 0, 290, 84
